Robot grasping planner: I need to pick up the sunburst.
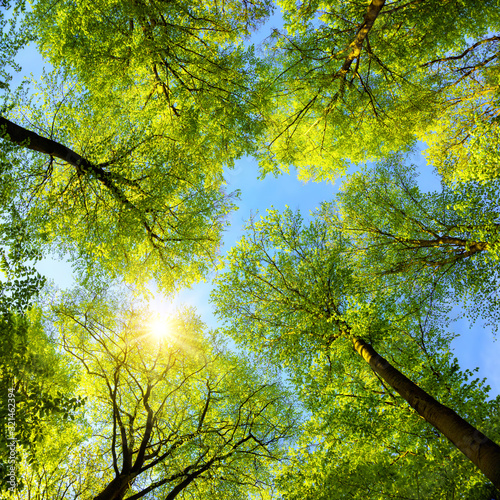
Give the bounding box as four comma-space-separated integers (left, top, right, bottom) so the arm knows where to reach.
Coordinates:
149, 315, 171, 340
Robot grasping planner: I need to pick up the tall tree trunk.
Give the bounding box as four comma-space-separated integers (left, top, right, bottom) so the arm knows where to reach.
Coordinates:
352, 336, 500, 489
338, 0, 386, 81
93, 474, 135, 500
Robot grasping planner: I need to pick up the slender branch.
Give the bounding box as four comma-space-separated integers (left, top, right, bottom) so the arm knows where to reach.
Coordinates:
423, 35, 500, 67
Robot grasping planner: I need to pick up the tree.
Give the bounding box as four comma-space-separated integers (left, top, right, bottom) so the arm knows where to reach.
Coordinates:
0, 104, 236, 291
11, 288, 296, 499
427, 111, 500, 185
211, 207, 500, 491
276, 344, 500, 499
3, 2, 500, 496
256, 0, 500, 182
0, 308, 86, 496
0, 1, 45, 313
330, 155, 500, 330
28, 0, 272, 139
0, 0, 275, 291
421, 38, 500, 184
24, 0, 273, 170
278, 401, 500, 500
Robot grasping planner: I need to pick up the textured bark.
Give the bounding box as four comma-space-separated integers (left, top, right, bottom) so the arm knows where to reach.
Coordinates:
352, 336, 500, 488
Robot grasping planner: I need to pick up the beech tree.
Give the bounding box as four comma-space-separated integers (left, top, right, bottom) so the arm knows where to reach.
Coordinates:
25, 0, 273, 169
20, 0, 500, 185
1, 113, 79, 496
3, 0, 498, 295
29, 0, 271, 131
0, 105, 235, 292
0, 0, 274, 291
9, 290, 296, 500
276, 338, 500, 499
0, 0, 27, 92
421, 37, 500, 184
211, 207, 500, 492
256, 0, 500, 182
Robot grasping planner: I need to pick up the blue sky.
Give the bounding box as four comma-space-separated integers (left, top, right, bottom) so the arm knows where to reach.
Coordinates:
145, 154, 500, 399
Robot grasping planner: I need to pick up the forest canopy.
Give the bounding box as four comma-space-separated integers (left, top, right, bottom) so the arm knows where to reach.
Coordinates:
1, 0, 500, 498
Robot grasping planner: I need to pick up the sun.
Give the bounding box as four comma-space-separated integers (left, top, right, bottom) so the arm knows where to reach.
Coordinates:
149, 315, 171, 340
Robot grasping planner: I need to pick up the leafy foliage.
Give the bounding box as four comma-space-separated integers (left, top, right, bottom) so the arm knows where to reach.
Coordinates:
12, 288, 297, 499
0, 141, 46, 314
332, 155, 500, 330
0, 0, 31, 94
2, 71, 241, 292
1, 0, 274, 291
211, 206, 500, 495
257, 0, 500, 181
0, 309, 85, 495
1, 1, 500, 497
422, 35, 500, 184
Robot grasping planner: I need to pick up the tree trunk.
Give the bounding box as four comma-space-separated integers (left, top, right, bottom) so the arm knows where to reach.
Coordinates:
0, 115, 159, 238
0, 115, 93, 168
93, 474, 135, 500
352, 336, 500, 489
339, 0, 386, 78
0, 115, 131, 203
